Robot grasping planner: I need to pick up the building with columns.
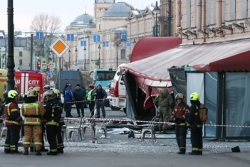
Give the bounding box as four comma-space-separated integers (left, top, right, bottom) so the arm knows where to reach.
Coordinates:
64, 0, 172, 72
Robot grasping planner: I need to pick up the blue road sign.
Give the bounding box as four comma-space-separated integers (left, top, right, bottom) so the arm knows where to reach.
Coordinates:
67, 34, 74, 41
126, 41, 131, 47
103, 41, 109, 47
81, 40, 86, 46
36, 32, 44, 39
46, 71, 51, 76
93, 35, 101, 42
120, 32, 127, 40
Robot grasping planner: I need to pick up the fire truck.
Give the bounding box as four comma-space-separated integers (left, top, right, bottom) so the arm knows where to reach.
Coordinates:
15, 70, 46, 100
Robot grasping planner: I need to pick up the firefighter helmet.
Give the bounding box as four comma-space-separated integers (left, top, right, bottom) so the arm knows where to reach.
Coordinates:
33, 86, 40, 93
43, 89, 56, 101
27, 89, 38, 97
89, 84, 94, 89
52, 88, 60, 98
43, 85, 50, 90
190, 92, 200, 101
175, 93, 184, 100
8, 90, 18, 98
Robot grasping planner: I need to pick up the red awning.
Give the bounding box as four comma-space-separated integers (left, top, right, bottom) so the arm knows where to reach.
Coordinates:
130, 37, 181, 62
122, 39, 250, 87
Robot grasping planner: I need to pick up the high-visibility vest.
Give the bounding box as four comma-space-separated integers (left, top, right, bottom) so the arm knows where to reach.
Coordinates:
87, 89, 94, 101
23, 103, 41, 125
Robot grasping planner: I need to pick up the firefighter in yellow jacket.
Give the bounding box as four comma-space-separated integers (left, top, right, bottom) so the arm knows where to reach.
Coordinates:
22, 89, 45, 155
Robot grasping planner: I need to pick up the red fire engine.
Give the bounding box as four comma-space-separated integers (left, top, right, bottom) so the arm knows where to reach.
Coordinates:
15, 70, 46, 100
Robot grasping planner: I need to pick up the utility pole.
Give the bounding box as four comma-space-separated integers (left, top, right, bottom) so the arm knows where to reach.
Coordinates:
167, 0, 172, 36
30, 34, 33, 70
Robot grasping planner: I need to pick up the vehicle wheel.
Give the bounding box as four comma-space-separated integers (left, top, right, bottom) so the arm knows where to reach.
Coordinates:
123, 108, 126, 114
110, 105, 121, 111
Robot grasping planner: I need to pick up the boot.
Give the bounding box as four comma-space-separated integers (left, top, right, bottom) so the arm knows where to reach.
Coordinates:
40, 147, 49, 152
47, 151, 57, 155
162, 130, 168, 134
23, 148, 29, 155
4, 149, 11, 154
35, 150, 42, 156
57, 148, 64, 154
178, 149, 186, 154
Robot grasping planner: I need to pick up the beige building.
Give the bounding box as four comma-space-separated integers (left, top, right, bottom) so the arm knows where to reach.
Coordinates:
127, 6, 156, 56
64, 1, 163, 72
177, 0, 250, 44
159, 0, 177, 36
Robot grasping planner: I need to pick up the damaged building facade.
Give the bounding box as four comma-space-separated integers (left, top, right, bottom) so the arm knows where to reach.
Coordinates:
122, 0, 250, 139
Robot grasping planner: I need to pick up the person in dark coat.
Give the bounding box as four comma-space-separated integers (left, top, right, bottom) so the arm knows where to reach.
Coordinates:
73, 84, 86, 117
93, 84, 107, 118
188, 92, 203, 155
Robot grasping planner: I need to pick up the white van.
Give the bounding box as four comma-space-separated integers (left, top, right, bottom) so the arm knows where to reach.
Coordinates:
109, 64, 126, 113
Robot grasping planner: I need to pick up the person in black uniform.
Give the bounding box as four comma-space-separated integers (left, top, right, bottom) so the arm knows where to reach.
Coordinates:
171, 93, 190, 154
188, 92, 203, 155
42, 90, 61, 155
51, 88, 64, 154
93, 84, 107, 118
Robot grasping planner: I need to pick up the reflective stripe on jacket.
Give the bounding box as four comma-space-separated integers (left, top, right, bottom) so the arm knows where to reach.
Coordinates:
23, 103, 41, 125
46, 109, 58, 126
5, 103, 20, 125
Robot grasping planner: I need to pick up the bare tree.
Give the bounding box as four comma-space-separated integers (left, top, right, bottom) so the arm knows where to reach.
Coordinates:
30, 13, 62, 61
30, 13, 61, 34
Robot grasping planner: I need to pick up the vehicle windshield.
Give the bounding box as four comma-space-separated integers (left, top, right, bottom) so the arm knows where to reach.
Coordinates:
96, 71, 116, 81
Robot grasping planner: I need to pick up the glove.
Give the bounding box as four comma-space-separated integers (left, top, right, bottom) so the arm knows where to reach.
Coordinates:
174, 117, 180, 123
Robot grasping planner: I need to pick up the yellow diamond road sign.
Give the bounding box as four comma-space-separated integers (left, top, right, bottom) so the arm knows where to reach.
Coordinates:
50, 37, 69, 57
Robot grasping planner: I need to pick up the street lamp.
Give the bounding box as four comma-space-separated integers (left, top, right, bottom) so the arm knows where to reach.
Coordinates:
83, 47, 87, 71
75, 47, 78, 67
116, 43, 119, 68
153, 1, 160, 37
98, 44, 101, 69
68, 49, 71, 68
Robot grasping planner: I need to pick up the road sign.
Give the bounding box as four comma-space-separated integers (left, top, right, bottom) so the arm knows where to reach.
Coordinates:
49, 62, 55, 68
50, 37, 69, 57
81, 40, 86, 46
126, 41, 131, 47
46, 70, 51, 76
41, 63, 47, 69
103, 41, 109, 47
93, 35, 101, 42
36, 32, 44, 39
120, 32, 127, 39
67, 34, 74, 41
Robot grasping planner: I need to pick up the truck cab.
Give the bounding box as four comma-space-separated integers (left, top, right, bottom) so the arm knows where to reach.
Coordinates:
15, 70, 46, 100
109, 64, 126, 112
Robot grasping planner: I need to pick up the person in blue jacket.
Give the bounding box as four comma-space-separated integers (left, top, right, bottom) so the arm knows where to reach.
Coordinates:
64, 84, 73, 117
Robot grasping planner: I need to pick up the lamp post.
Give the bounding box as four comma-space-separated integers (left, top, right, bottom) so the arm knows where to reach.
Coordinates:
68, 49, 71, 69
153, 1, 160, 37
75, 47, 78, 67
7, 0, 15, 91
83, 47, 87, 71
98, 44, 101, 69
116, 43, 119, 68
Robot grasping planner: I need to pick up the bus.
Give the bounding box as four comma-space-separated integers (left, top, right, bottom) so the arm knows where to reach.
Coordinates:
93, 68, 116, 89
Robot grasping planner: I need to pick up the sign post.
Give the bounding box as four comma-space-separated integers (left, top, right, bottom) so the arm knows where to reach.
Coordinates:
50, 37, 69, 92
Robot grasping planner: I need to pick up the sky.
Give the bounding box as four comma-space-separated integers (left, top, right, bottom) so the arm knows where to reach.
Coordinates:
0, 0, 157, 33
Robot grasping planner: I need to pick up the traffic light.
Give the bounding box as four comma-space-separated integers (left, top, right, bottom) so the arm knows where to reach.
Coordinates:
37, 61, 41, 70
